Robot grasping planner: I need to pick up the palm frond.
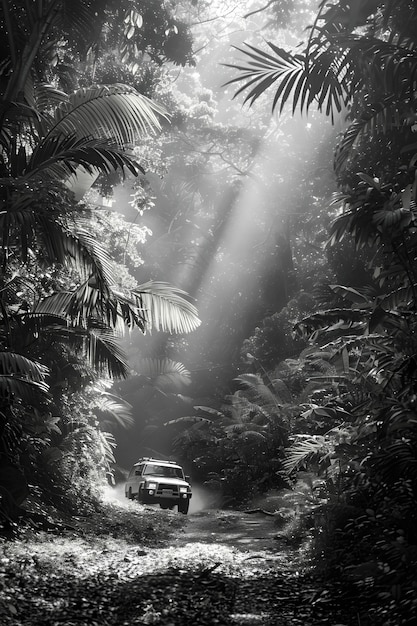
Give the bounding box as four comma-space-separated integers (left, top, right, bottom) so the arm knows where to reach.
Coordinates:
47, 85, 168, 145
334, 96, 408, 175
0, 100, 41, 153
271, 378, 292, 403
0, 375, 50, 406
0, 186, 116, 286
322, 333, 397, 356
136, 358, 191, 391
36, 321, 126, 380
82, 326, 129, 379
101, 288, 146, 332
0, 351, 48, 382
327, 207, 375, 250
34, 291, 84, 319
333, 33, 417, 94
34, 82, 69, 112
133, 281, 201, 334
226, 9, 417, 134
97, 430, 117, 468
36, 230, 109, 293
224, 41, 348, 119
7, 312, 70, 348
164, 416, 212, 426
234, 372, 282, 405
93, 393, 134, 429
371, 439, 417, 483
224, 43, 306, 112
25, 135, 144, 181
282, 434, 332, 473
35, 284, 145, 333
193, 406, 226, 419
67, 225, 116, 286
379, 286, 416, 310
294, 309, 368, 339
15, 311, 129, 380
328, 284, 372, 305
236, 430, 267, 443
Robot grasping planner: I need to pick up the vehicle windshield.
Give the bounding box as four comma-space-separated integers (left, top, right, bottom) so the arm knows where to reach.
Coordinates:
144, 464, 184, 479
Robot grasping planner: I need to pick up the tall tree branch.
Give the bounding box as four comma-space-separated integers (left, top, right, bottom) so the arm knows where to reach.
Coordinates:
244, 0, 277, 19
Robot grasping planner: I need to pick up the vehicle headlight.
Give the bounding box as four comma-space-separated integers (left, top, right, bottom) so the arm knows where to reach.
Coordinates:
179, 487, 188, 493
147, 482, 157, 490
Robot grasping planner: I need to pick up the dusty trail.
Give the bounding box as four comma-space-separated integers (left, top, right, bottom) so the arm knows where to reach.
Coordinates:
0, 493, 354, 626
176, 509, 285, 551
165, 508, 349, 626
173, 508, 302, 573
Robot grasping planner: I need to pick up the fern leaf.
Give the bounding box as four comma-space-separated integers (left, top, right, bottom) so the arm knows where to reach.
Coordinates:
282, 435, 331, 473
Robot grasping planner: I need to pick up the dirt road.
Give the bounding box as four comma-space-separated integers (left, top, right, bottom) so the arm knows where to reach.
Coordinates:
162, 507, 351, 626
173, 507, 303, 573
0, 494, 354, 626
177, 509, 283, 550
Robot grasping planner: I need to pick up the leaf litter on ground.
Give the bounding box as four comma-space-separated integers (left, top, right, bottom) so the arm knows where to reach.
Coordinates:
0, 489, 361, 626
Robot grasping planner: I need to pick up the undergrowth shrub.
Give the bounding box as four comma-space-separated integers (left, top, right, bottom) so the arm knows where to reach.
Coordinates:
191, 452, 286, 507
241, 292, 314, 369
314, 480, 417, 624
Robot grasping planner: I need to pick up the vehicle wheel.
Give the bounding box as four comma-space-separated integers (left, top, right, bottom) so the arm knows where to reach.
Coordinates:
160, 504, 168, 509
138, 486, 144, 504
127, 488, 133, 500
178, 499, 189, 514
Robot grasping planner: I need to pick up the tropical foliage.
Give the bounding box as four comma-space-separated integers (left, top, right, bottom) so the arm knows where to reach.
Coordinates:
226, 0, 417, 173
3, 1, 417, 621
165, 372, 295, 504
0, 0, 200, 525
223, 1, 417, 622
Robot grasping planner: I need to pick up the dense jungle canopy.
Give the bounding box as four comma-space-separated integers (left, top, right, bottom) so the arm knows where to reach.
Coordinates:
1, 1, 417, 624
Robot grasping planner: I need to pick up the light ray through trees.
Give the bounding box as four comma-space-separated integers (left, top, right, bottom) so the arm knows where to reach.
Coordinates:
183, 112, 335, 375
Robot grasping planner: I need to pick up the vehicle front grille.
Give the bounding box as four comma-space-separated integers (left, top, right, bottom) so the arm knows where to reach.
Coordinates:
156, 483, 179, 496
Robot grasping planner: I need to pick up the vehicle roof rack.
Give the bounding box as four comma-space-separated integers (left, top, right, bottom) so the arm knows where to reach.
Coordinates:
135, 457, 179, 465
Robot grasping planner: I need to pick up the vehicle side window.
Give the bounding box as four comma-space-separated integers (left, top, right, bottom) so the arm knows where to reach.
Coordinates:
128, 465, 144, 478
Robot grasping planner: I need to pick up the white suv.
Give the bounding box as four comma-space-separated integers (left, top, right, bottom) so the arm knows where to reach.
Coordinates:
125, 458, 192, 514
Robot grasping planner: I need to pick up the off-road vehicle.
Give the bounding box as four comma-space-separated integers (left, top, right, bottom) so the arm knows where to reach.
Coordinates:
125, 457, 192, 514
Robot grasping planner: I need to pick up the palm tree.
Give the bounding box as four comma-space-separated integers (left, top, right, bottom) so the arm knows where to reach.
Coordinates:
225, 1, 417, 173
0, 82, 200, 378
0, 12, 201, 374
0, 0, 201, 520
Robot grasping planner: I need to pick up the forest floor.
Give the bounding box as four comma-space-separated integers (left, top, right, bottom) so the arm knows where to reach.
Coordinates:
0, 485, 361, 626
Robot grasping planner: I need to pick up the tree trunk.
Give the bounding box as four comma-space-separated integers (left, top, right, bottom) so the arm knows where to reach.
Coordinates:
3, 0, 61, 103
